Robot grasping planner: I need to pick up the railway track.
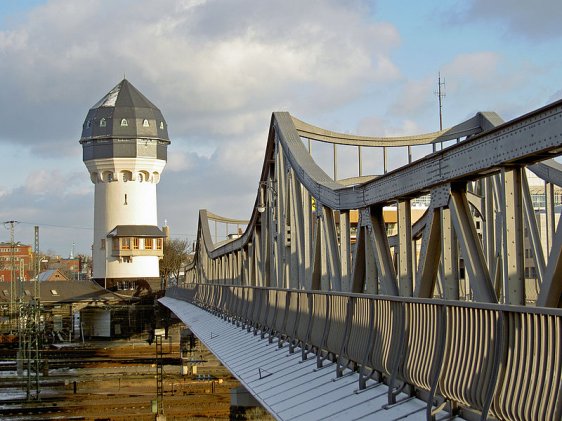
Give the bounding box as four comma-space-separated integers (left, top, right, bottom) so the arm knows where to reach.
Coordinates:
0, 336, 243, 421
0, 346, 180, 371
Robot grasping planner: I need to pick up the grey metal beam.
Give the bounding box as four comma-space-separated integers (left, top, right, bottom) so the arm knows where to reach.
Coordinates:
350, 224, 366, 293
414, 208, 441, 298
369, 206, 398, 296
274, 101, 562, 212
449, 187, 497, 303
441, 208, 459, 300
398, 200, 413, 297
502, 168, 525, 305
339, 210, 352, 292
521, 170, 546, 285
537, 216, 562, 307
321, 206, 342, 291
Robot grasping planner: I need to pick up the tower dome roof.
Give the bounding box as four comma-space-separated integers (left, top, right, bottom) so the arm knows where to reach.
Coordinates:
80, 79, 169, 142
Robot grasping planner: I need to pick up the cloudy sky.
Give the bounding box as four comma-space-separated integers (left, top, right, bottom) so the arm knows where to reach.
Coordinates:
0, 0, 561, 256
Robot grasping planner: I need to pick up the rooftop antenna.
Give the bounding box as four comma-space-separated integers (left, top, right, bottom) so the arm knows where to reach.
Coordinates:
434, 72, 446, 151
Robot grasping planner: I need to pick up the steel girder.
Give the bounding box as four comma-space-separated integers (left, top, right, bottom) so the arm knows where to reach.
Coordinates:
185, 99, 562, 307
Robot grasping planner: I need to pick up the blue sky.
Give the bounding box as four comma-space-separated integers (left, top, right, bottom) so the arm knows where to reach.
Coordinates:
0, 0, 561, 256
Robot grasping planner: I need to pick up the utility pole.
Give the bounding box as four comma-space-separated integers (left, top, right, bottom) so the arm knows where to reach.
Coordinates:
23, 226, 41, 400
434, 72, 446, 151
4, 221, 19, 333
155, 334, 165, 420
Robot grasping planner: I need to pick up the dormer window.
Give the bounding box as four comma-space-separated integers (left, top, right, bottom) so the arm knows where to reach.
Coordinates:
100, 118, 107, 127
86, 120, 92, 128
143, 119, 150, 127
159, 122, 164, 129
50, 289, 59, 296
120, 119, 128, 127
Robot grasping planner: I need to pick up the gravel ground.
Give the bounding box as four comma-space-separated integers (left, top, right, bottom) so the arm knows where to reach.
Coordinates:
0, 327, 274, 420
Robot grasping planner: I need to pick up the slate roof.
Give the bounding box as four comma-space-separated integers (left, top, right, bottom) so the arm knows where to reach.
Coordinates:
0, 280, 125, 305
107, 225, 166, 238
80, 79, 169, 142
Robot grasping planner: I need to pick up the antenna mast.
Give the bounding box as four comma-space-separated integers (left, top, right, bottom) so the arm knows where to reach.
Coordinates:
434, 72, 446, 151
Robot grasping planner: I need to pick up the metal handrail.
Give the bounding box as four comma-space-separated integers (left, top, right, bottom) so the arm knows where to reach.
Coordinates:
165, 284, 562, 421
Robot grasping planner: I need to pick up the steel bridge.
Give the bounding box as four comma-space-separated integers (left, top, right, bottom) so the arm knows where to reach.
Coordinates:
161, 99, 562, 420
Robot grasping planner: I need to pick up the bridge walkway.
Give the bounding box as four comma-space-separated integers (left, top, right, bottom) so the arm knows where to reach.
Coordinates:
160, 296, 459, 421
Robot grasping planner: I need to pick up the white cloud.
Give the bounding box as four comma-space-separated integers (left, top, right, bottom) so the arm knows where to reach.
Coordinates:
0, 0, 401, 254
451, 0, 562, 41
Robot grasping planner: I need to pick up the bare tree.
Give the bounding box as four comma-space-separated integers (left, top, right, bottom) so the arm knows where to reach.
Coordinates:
159, 238, 189, 289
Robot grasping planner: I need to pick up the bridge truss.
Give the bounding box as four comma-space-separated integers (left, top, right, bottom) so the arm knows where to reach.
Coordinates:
187, 100, 562, 307
173, 99, 562, 420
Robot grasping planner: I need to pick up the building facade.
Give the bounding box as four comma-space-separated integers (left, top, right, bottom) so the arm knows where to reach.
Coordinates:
80, 79, 169, 290
0, 242, 33, 282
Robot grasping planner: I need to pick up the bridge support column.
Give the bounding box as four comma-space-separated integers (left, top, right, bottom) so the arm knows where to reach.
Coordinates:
398, 200, 413, 296
230, 385, 267, 420
502, 168, 525, 305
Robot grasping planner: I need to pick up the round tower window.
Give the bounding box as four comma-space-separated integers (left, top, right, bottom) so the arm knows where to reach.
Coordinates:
143, 119, 150, 127
160, 121, 164, 130
100, 118, 106, 127
121, 119, 128, 127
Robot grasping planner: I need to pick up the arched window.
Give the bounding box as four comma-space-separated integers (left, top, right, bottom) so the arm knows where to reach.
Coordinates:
120, 118, 128, 127
159, 121, 164, 130
143, 119, 150, 127
100, 118, 106, 127
122, 171, 132, 182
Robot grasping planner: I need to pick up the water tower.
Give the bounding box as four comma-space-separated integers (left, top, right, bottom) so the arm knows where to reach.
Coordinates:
80, 79, 169, 290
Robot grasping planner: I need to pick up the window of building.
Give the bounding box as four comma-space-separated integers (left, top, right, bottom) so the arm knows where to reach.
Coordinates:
121, 238, 130, 250
145, 238, 153, 250
157, 238, 163, 250
100, 118, 106, 127
122, 256, 132, 263
112, 238, 119, 250
50, 289, 59, 296
143, 119, 150, 127
86, 120, 91, 128
132, 237, 139, 250
2, 290, 8, 296
120, 118, 128, 127
101, 239, 106, 250
160, 121, 164, 129
24, 290, 31, 296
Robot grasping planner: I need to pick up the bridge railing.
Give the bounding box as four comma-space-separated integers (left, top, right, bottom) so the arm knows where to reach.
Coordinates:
166, 284, 562, 421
